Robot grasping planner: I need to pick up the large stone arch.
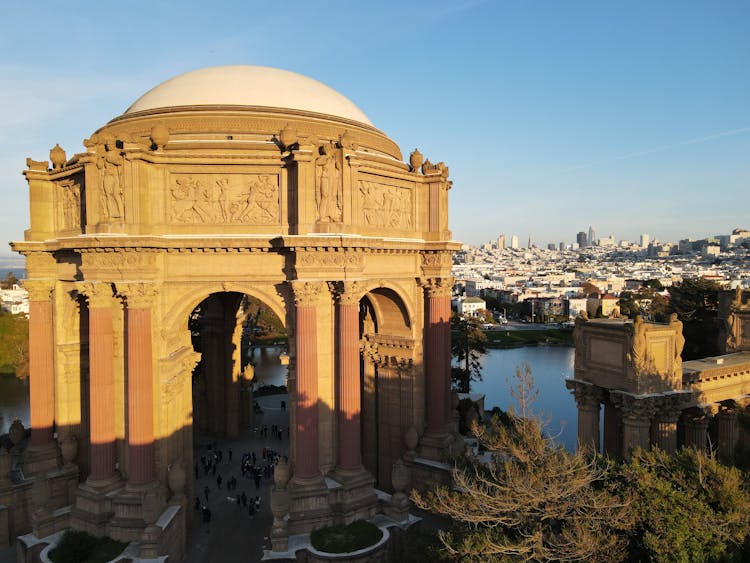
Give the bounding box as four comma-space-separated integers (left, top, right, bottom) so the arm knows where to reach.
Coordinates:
11, 66, 458, 559
359, 286, 418, 489
161, 281, 288, 339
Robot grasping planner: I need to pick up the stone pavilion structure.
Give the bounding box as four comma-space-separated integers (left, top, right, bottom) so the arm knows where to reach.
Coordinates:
6, 66, 459, 559
568, 290, 750, 462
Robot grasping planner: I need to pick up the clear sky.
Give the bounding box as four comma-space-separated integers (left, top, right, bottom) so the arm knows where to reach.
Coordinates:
1, 0, 748, 255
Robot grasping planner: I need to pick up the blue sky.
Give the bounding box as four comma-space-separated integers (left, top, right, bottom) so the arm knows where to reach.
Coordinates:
1, 0, 748, 254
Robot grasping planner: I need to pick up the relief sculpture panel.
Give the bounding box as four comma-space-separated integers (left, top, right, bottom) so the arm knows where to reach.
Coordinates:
169, 173, 279, 224
57, 180, 82, 231
358, 180, 413, 230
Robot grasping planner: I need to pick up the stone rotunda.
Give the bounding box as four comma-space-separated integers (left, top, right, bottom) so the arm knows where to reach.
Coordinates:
9, 66, 459, 559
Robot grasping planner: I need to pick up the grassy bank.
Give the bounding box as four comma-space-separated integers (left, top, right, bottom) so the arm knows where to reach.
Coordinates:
483, 327, 573, 348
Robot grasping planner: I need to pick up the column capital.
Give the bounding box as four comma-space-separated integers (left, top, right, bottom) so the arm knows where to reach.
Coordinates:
116, 282, 159, 308
22, 279, 54, 302
289, 280, 324, 307
330, 280, 366, 306
76, 281, 115, 308
571, 381, 603, 409
420, 276, 454, 298
610, 392, 656, 422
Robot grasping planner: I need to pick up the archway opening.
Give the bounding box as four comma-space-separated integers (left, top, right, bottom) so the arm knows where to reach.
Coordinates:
185, 291, 289, 558
359, 288, 414, 490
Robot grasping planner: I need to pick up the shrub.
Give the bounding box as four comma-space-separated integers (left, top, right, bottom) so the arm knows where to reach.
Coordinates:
49, 530, 127, 563
310, 520, 382, 553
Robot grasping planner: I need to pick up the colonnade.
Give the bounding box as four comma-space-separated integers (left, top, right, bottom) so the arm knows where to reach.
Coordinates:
24, 279, 162, 539
289, 277, 453, 483
569, 380, 742, 461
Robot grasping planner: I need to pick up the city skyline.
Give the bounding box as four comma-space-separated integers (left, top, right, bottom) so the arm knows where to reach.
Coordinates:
1, 1, 748, 255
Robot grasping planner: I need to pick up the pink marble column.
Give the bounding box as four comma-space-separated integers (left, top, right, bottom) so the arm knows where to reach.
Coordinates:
79, 282, 118, 482
291, 281, 322, 480
119, 283, 158, 486
336, 282, 364, 471
423, 278, 453, 435
572, 383, 601, 452
24, 281, 55, 448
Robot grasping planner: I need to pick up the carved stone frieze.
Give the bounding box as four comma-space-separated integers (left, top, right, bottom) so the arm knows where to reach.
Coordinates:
358, 180, 412, 229
421, 252, 452, 269
289, 281, 324, 308
116, 282, 160, 309
82, 250, 157, 270
169, 173, 279, 224
297, 250, 363, 270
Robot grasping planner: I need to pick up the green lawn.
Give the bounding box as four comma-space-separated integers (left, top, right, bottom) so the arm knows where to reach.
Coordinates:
482, 327, 573, 348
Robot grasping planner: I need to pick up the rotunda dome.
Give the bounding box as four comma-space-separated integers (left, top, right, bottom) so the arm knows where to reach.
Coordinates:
124, 65, 372, 126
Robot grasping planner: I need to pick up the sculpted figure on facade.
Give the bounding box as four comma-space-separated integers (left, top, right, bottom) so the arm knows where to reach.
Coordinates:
97, 150, 125, 221
58, 181, 81, 230
315, 144, 343, 223
631, 315, 647, 372
670, 313, 684, 376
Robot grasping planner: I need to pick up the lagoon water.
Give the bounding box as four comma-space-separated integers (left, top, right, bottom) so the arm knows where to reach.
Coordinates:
0, 345, 577, 449
0, 375, 30, 435
470, 346, 577, 451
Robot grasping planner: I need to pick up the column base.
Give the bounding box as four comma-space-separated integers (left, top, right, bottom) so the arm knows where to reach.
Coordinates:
287, 474, 332, 535
418, 432, 453, 462
383, 491, 410, 523
70, 479, 122, 537
108, 480, 167, 543
330, 466, 378, 525
23, 442, 59, 476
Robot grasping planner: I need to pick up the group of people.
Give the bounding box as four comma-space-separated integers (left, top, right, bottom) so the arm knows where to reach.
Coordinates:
258, 423, 287, 441
193, 438, 288, 524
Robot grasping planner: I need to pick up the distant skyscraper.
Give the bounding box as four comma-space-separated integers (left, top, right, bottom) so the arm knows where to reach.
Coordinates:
559, 241, 565, 251
528, 234, 533, 248
510, 234, 519, 249
588, 226, 596, 246
640, 233, 650, 248
577, 231, 587, 248
497, 234, 506, 249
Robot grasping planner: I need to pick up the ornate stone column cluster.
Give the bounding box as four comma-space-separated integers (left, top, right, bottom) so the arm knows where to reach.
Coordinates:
568, 380, 695, 459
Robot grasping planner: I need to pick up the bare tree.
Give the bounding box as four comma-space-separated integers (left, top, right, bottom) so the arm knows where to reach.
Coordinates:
413, 367, 631, 562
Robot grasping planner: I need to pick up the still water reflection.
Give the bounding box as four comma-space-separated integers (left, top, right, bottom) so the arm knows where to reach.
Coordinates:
1, 345, 577, 449
470, 346, 577, 451
247, 345, 287, 387
0, 375, 30, 435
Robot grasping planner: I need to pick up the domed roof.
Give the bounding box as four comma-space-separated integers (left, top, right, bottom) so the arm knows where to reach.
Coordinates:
124, 65, 372, 126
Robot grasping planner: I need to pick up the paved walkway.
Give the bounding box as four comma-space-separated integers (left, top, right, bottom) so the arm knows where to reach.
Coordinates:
185, 393, 290, 563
